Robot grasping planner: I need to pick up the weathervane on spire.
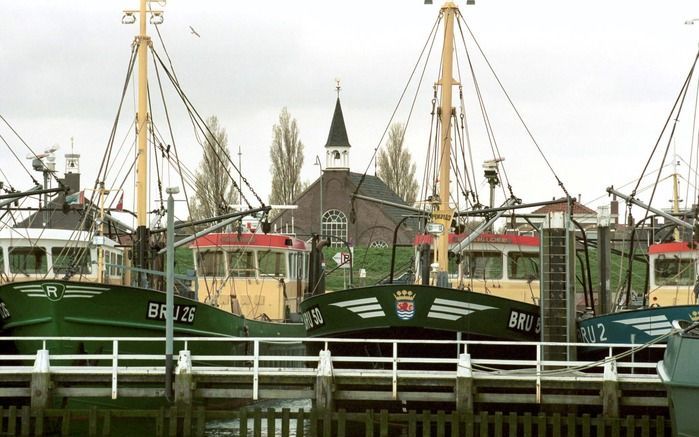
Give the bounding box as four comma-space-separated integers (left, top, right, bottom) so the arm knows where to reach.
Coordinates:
335, 78, 341, 98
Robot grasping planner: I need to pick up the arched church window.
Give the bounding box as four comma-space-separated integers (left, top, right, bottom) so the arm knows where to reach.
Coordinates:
321, 209, 347, 247
369, 240, 389, 248
333, 151, 341, 160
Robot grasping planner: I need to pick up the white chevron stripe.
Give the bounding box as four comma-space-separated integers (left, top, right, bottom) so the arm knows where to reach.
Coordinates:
613, 315, 668, 325
350, 304, 383, 312
623, 321, 673, 331
428, 311, 462, 321
433, 298, 495, 311
430, 305, 473, 316
65, 290, 102, 295
331, 297, 378, 308
357, 311, 384, 319
67, 285, 109, 291
646, 328, 673, 336
14, 285, 41, 289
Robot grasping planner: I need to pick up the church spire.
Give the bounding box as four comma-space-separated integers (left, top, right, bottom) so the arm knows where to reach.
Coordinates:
324, 83, 351, 170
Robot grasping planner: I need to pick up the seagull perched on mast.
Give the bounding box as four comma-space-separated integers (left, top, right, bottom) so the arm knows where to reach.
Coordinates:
189, 26, 200, 37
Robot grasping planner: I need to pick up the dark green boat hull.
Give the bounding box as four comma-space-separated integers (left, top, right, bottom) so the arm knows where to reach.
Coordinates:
299, 284, 540, 364
0, 280, 305, 363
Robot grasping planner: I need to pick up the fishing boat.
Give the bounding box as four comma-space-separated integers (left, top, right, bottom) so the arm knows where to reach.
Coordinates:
0, 0, 306, 368
657, 319, 699, 437
298, 1, 577, 363
578, 239, 699, 346
577, 48, 699, 350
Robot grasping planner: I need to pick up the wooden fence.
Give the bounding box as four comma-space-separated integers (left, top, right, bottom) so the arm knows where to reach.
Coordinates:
0, 405, 672, 437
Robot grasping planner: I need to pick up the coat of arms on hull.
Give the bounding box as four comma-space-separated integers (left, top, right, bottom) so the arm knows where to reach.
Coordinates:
394, 290, 416, 320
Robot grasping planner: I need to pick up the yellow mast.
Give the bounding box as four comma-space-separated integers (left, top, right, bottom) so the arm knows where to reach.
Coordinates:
435, 2, 458, 274
136, 0, 149, 228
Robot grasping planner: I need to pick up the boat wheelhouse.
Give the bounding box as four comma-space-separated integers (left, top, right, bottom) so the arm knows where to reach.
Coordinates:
0, 228, 125, 285
413, 232, 540, 305
190, 232, 309, 322
647, 241, 697, 307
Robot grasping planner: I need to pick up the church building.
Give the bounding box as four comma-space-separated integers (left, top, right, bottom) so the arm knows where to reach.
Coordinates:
272, 94, 416, 248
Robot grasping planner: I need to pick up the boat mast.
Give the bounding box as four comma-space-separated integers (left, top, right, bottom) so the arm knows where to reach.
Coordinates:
672, 154, 681, 241
435, 2, 458, 275
134, 0, 152, 286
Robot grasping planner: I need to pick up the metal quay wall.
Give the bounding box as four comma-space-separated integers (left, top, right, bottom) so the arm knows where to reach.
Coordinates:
0, 336, 669, 418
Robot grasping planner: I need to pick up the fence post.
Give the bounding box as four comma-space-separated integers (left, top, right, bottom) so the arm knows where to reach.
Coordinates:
455, 353, 474, 415
111, 340, 118, 400
314, 349, 334, 413
175, 350, 193, 409
602, 359, 619, 418
30, 349, 50, 409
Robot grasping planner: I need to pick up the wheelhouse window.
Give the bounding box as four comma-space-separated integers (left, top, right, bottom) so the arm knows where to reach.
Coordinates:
228, 250, 254, 277
9, 247, 48, 274
258, 250, 286, 277
654, 257, 693, 286
52, 247, 91, 275
507, 252, 539, 280
321, 209, 347, 248
463, 251, 503, 280
197, 251, 225, 277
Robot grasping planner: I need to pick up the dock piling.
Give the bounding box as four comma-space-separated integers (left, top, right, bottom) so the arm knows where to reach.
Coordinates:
455, 353, 474, 414
175, 349, 193, 408
30, 349, 50, 410
602, 359, 619, 417
314, 349, 334, 413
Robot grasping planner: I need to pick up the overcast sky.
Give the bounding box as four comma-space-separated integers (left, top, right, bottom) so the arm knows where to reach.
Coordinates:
2, 0, 699, 225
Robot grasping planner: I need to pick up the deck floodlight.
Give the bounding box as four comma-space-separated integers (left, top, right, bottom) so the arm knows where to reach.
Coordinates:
122, 12, 136, 24
150, 11, 164, 25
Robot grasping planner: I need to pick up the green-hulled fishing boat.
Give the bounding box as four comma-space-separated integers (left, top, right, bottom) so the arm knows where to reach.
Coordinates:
0, 0, 306, 367
300, 1, 548, 364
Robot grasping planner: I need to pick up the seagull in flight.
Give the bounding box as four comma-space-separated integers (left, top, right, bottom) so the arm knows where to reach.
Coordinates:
189, 26, 200, 37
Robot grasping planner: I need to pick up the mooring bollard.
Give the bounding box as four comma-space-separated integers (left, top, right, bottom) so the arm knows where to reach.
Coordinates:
30, 349, 51, 410
174, 349, 193, 408
314, 349, 334, 413
455, 353, 474, 414
602, 359, 619, 418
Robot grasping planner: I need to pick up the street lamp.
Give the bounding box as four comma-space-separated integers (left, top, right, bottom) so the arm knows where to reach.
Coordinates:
314, 155, 323, 233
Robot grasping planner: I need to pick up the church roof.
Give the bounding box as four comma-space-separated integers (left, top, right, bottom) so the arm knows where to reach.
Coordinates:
324, 98, 351, 149
348, 173, 414, 226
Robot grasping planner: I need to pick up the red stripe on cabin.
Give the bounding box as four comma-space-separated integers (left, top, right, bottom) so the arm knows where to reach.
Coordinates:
413, 232, 539, 246
190, 233, 308, 251
648, 241, 694, 254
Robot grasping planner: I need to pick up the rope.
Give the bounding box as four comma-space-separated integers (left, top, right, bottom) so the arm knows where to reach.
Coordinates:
459, 16, 570, 199
631, 49, 699, 198
150, 48, 262, 209
351, 12, 442, 204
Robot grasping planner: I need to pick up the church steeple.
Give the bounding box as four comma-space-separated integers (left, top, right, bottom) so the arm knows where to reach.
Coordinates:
325, 82, 351, 170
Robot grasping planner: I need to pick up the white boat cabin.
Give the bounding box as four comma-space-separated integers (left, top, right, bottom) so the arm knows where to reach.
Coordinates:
414, 232, 541, 304
647, 242, 697, 306
190, 233, 310, 322
0, 228, 123, 284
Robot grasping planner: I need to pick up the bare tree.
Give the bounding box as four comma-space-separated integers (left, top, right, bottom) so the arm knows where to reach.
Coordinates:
190, 115, 238, 221
377, 122, 418, 204
270, 107, 306, 205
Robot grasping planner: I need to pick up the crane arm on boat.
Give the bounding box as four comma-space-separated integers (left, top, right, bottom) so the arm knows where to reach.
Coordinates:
607, 186, 693, 231
451, 197, 518, 254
